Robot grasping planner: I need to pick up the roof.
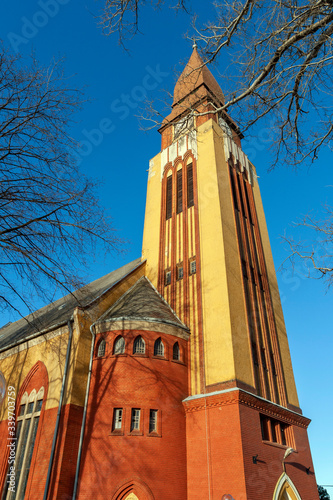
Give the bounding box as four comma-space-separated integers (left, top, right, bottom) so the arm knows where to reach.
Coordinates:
0, 258, 143, 351
98, 276, 189, 331
173, 47, 225, 107
161, 47, 225, 128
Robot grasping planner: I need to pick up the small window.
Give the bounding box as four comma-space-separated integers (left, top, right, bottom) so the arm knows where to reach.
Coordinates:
131, 408, 141, 431
260, 414, 291, 446
133, 336, 145, 354
176, 264, 184, 281
165, 269, 171, 286
154, 338, 164, 357
173, 342, 180, 361
114, 336, 125, 355
149, 409, 158, 433
189, 258, 196, 275
112, 408, 123, 431
97, 339, 106, 357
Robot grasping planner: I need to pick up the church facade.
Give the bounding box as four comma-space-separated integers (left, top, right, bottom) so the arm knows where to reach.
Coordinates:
0, 48, 319, 500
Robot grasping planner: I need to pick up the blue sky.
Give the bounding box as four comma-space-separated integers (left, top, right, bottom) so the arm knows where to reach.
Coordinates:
1, 0, 332, 492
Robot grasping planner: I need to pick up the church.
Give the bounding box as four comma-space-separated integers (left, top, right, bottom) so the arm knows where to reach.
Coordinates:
0, 47, 319, 500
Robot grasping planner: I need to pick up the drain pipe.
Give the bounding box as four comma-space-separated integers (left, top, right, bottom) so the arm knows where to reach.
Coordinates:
72, 321, 97, 500
43, 320, 74, 500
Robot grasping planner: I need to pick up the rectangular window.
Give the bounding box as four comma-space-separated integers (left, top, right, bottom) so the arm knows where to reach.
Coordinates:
165, 269, 171, 286
112, 408, 123, 430
166, 176, 172, 219
131, 409, 141, 431
176, 264, 184, 280
189, 258, 196, 275
149, 409, 158, 433
187, 163, 194, 208
260, 414, 290, 446
176, 169, 183, 213
260, 415, 270, 441
280, 423, 287, 446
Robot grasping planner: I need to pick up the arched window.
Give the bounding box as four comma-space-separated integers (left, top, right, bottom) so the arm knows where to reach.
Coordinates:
154, 338, 164, 357
173, 342, 180, 361
97, 339, 106, 357
133, 336, 145, 354
4, 387, 44, 500
113, 336, 125, 355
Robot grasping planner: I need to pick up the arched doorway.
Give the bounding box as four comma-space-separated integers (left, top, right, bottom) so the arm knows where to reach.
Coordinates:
124, 494, 139, 500
273, 473, 302, 500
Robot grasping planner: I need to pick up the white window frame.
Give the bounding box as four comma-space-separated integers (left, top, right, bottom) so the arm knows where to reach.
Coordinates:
114, 336, 125, 354
133, 336, 145, 354
5, 387, 44, 500
130, 408, 141, 431
154, 338, 164, 357
149, 409, 158, 433
112, 408, 123, 430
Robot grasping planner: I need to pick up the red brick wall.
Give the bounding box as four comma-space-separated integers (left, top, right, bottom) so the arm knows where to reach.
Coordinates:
76, 328, 188, 500
0, 360, 83, 500
185, 390, 319, 500
47, 404, 83, 500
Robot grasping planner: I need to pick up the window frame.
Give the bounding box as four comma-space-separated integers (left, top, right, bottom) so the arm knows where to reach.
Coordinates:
154, 338, 165, 357
164, 269, 171, 286
189, 257, 196, 275
113, 335, 125, 355
5, 388, 44, 500
133, 335, 146, 355
112, 408, 123, 432
149, 409, 158, 434
97, 338, 106, 358
166, 175, 173, 220
130, 408, 141, 433
172, 342, 181, 361
176, 263, 184, 281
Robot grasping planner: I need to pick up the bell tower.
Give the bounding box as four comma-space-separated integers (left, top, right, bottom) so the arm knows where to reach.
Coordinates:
142, 47, 319, 499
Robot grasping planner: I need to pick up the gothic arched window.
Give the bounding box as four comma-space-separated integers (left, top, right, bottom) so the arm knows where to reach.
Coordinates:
97, 339, 106, 357
4, 387, 44, 500
133, 336, 145, 354
173, 342, 180, 361
113, 336, 125, 355
154, 338, 164, 357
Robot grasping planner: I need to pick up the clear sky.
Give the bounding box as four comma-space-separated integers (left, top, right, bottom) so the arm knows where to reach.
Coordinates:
1, 0, 332, 493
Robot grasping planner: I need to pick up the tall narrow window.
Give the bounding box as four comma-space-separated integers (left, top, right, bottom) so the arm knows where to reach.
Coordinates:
131, 408, 141, 431
112, 408, 123, 431
176, 169, 183, 213
173, 342, 180, 360
113, 336, 125, 354
149, 410, 158, 433
166, 175, 172, 219
97, 339, 106, 357
187, 163, 194, 208
133, 336, 145, 354
154, 338, 164, 357
5, 388, 44, 500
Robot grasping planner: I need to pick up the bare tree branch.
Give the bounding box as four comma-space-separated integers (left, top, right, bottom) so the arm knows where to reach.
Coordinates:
0, 43, 121, 316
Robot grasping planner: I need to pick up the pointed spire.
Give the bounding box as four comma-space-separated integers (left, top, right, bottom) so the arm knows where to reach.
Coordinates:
172, 46, 225, 108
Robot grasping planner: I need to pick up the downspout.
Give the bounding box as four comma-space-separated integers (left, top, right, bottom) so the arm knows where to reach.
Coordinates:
43, 320, 74, 500
72, 321, 96, 500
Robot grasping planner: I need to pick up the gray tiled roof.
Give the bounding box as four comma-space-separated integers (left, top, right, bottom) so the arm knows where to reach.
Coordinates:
98, 276, 188, 331
0, 258, 143, 351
